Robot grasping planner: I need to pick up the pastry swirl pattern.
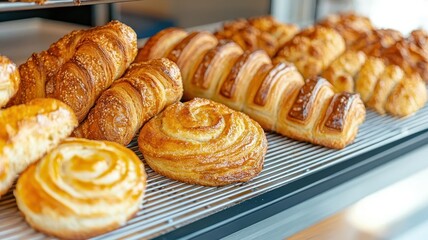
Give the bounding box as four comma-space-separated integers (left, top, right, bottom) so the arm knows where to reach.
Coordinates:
138, 98, 267, 186
15, 138, 146, 239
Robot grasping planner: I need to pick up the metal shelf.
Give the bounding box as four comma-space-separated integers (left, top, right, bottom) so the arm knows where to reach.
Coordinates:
0, 0, 140, 12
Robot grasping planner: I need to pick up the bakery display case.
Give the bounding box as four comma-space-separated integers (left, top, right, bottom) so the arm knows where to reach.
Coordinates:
1, 0, 428, 239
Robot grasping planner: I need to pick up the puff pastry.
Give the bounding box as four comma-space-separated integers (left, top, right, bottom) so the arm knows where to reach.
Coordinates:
0, 98, 77, 197
0, 55, 19, 108
276, 26, 346, 78
15, 138, 147, 240
9, 20, 138, 122
135, 28, 188, 62
138, 98, 267, 186
215, 16, 299, 57
354, 57, 386, 103
322, 50, 367, 92
349, 29, 403, 57
73, 58, 183, 145
318, 12, 373, 47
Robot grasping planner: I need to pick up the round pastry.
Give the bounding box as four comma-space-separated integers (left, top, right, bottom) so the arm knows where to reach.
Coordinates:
138, 98, 267, 186
15, 138, 147, 240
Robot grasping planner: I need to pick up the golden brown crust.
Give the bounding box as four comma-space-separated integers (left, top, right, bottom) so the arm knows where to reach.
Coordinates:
0, 98, 77, 197
350, 28, 403, 57
354, 57, 386, 103
317, 12, 373, 47
138, 98, 267, 186
215, 16, 298, 57
167, 31, 218, 99
276, 26, 346, 78
0, 55, 20, 108
385, 73, 427, 117
73, 58, 183, 145
322, 50, 366, 92
15, 138, 147, 240
9, 21, 138, 122
135, 28, 188, 63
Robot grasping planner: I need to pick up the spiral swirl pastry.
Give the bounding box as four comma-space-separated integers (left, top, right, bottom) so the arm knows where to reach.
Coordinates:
138, 98, 267, 186
15, 138, 147, 239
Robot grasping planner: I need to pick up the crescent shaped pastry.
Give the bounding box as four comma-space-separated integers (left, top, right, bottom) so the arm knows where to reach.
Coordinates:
138, 98, 267, 186
15, 138, 147, 240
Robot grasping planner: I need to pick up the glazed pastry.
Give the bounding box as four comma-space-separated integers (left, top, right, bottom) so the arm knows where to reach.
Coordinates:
276, 26, 346, 78
138, 98, 267, 186
212, 50, 271, 111
0, 55, 19, 108
354, 57, 386, 102
243, 62, 304, 130
366, 64, 404, 114
15, 138, 146, 240
215, 16, 299, 57
9, 20, 137, 122
73, 58, 183, 145
0, 98, 77, 197
317, 12, 373, 47
166, 31, 218, 100
276, 77, 365, 149
188, 40, 244, 100
349, 29, 403, 57
322, 50, 367, 92
385, 73, 427, 117
135, 28, 188, 62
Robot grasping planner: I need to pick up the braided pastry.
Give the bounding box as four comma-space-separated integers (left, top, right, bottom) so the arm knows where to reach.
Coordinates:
136, 28, 366, 149
0, 55, 19, 108
15, 138, 146, 239
0, 98, 77, 197
138, 98, 267, 186
9, 20, 138, 122
73, 58, 183, 145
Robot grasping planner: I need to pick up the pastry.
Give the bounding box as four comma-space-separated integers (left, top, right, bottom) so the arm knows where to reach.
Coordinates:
0, 55, 19, 108
15, 138, 146, 239
277, 77, 366, 149
276, 26, 346, 78
73, 58, 183, 145
322, 50, 367, 92
138, 98, 267, 186
8, 20, 138, 122
0, 98, 77, 197
215, 16, 299, 57
135, 28, 188, 62
349, 28, 403, 57
354, 56, 386, 102
166, 31, 218, 100
317, 12, 373, 47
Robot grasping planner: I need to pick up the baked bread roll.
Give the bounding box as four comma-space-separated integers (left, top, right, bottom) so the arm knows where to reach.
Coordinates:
277, 77, 365, 149
15, 138, 146, 239
167, 31, 218, 99
215, 16, 298, 57
0, 55, 19, 108
349, 29, 403, 57
138, 98, 267, 186
322, 50, 367, 92
0, 98, 77, 197
276, 26, 346, 78
73, 58, 183, 145
135, 28, 188, 62
355, 57, 386, 102
9, 20, 138, 122
317, 12, 373, 47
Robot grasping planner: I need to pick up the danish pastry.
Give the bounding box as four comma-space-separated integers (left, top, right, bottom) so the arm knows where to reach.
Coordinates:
15, 138, 147, 239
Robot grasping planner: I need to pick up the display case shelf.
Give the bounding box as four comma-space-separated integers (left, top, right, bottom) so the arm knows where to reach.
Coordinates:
0, 0, 139, 12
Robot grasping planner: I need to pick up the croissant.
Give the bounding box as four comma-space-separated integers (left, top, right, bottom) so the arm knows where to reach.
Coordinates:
15, 138, 146, 239
136, 28, 366, 149
0, 98, 77, 197
73, 58, 183, 145
214, 16, 299, 57
275, 26, 346, 79
0, 55, 19, 108
138, 98, 267, 186
317, 12, 373, 47
349, 28, 403, 57
8, 20, 138, 122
